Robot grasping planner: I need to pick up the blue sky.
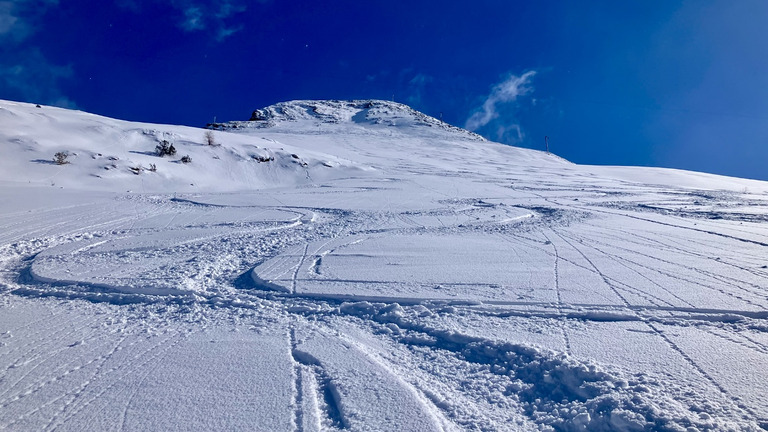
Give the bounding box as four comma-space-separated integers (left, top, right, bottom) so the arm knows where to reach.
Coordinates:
2, 1, 767, 180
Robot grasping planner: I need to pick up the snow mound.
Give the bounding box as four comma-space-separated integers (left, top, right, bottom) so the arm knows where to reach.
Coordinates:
0, 100, 372, 192
209, 99, 487, 140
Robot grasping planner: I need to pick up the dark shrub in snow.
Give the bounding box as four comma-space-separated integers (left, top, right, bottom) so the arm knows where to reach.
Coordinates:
53, 152, 69, 165
155, 140, 176, 157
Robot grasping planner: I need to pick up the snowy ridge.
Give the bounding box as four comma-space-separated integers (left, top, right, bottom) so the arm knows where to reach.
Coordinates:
0, 100, 371, 192
209, 99, 487, 141
1, 99, 768, 431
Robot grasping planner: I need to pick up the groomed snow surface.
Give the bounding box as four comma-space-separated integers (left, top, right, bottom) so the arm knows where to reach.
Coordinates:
1, 99, 768, 431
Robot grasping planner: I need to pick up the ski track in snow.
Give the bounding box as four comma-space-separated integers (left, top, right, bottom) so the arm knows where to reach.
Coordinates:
2, 99, 768, 430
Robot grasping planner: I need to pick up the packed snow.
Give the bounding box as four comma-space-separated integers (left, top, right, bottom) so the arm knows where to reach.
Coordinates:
1, 99, 768, 431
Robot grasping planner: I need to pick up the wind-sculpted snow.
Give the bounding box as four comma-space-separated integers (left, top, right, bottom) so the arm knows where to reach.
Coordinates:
1, 99, 768, 430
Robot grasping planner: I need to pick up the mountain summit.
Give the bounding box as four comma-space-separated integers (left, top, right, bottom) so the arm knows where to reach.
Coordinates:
209, 99, 486, 140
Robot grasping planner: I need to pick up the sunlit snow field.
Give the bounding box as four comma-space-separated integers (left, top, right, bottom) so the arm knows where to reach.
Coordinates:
1, 100, 768, 431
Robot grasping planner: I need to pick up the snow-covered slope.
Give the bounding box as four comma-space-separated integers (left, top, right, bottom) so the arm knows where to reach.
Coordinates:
0, 100, 371, 192
2, 99, 768, 431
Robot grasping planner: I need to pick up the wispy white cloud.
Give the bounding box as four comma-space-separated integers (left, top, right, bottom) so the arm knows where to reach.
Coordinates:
495, 123, 523, 144
0, 2, 24, 39
216, 24, 243, 41
171, 0, 249, 40
0, 1, 74, 107
465, 71, 536, 135
0, 48, 76, 107
365, 70, 391, 82
406, 73, 433, 106
0, 0, 58, 42
216, 1, 246, 19
117, 0, 250, 40
179, 5, 204, 31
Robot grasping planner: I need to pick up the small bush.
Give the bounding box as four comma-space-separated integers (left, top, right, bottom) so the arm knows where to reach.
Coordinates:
148, 163, 157, 172
253, 155, 274, 163
204, 130, 217, 146
54, 151, 69, 165
180, 155, 192, 164
155, 141, 168, 156
155, 140, 177, 157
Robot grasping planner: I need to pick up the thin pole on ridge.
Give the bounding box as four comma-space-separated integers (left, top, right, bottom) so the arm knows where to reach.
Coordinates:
545, 135, 550, 154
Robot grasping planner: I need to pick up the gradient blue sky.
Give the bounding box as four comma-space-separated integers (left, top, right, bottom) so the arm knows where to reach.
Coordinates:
2, 1, 767, 180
